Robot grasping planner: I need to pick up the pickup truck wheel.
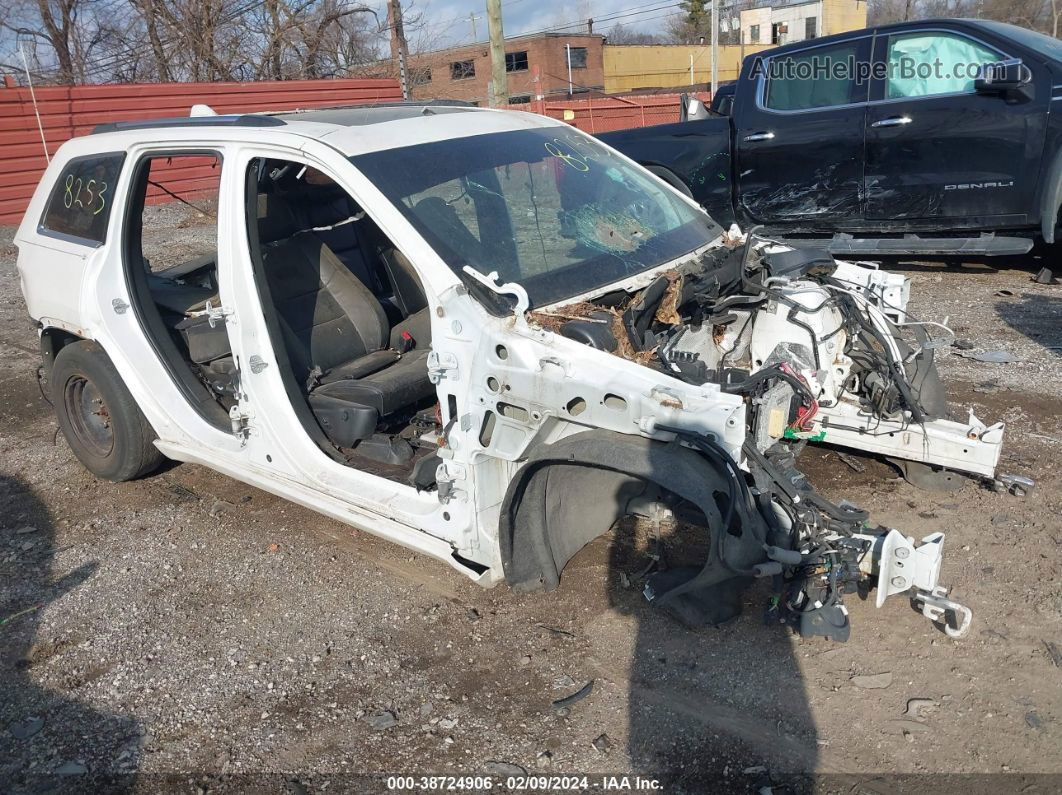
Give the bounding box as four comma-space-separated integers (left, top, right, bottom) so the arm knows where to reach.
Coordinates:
645, 165, 694, 198
51, 341, 165, 482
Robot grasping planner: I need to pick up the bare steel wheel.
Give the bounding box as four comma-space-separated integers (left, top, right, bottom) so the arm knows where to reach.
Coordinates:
64, 376, 115, 458
51, 340, 164, 481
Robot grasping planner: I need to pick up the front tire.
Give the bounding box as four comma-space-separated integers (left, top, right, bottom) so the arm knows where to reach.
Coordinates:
51, 340, 164, 481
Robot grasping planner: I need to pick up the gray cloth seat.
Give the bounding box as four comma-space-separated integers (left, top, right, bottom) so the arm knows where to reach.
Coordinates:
256, 194, 435, 444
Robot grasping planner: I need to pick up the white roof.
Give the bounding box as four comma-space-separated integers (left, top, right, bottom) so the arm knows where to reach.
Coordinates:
82, 105, 568, 158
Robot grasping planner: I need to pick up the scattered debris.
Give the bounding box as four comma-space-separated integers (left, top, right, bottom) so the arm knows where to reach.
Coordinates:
743, 765, 767, 775
836, 452, 866, 473
1025, 711, 1044, 730
0, 603, 43, 629
364, 710, 398, 730
592, 733, 612, 753
851, 672, 893, 689
995, 289, 1015, 297
553, 675, 576, 690
904, 698, 936, 720
438, 717, 458, 730
15, 525, 37, 535
9, 716, 44, 739
955, 350, 1021, 363
951, 338, 976, 351
419, 702, 433, 717
484, 762, 527, 777
535, 751, 553, 768
1043, 640, 1062, 668
552, 680, 595, 711
1033, 267, 1058, 285
536, 624, 575, 638
209, 499, 233, 517
467, 607, 480, 622
55, 761, 88, 776
519, 655, 532, 666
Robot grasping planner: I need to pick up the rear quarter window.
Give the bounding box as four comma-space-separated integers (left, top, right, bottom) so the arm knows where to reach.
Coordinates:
39, 152, 126, 245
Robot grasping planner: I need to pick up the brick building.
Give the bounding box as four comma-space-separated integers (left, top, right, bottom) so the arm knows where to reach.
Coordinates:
406, 33, 605, 105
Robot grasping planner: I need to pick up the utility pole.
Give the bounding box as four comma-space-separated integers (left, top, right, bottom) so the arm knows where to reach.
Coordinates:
387, 0, 410, 100
710, 0, 719, 96
469, 12, 480, 41
487, 0, 507, 107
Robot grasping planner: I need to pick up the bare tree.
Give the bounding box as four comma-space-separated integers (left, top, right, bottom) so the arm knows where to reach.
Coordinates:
3, 0, 388, 85
605, 22, 662, 45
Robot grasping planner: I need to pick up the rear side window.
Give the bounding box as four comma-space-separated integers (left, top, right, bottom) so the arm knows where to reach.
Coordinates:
764, 41, 861, 111
39, 153, 126, 245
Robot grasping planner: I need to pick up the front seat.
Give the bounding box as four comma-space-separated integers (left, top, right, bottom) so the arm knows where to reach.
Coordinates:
255, 194, 436, 453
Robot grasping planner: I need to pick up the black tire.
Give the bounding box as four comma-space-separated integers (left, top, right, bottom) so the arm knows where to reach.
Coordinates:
645, 165, 694, 198
51, 340, 165, 481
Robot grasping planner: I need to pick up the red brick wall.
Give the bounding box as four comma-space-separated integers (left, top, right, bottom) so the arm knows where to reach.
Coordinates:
0, 77, 402, 225
407, 34, 605, 105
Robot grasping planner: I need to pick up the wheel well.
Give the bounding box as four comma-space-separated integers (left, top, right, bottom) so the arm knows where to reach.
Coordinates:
643, 164, 694, 198
499, 429, 760, 592
40, 327, 85, 375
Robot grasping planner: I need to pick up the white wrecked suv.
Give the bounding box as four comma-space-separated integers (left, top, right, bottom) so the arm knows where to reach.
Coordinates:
15, 103, 1006, 639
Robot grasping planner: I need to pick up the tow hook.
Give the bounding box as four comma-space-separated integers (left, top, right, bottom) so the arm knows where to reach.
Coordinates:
994, 473, 1035, 497
912, 586, 973, 639
857, 529, 973, 638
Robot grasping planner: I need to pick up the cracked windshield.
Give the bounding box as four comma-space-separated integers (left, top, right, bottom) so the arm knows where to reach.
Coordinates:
351, 127, 722, 307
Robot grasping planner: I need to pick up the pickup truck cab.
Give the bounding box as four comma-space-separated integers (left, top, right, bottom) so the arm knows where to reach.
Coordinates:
603, 19, 1062, 258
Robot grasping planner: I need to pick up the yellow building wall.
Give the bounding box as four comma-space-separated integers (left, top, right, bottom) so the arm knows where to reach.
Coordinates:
604, 2, 866, 94
822, 0, 868, 36
603, 44, 773, 94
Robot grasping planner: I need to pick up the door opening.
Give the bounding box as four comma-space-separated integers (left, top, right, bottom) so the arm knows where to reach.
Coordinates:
242, 158, 442, 486
122, 151, 232, 428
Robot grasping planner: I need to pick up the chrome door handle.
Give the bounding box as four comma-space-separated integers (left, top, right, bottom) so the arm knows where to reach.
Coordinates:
743, 131, 775, 142
871, 116, 912, 128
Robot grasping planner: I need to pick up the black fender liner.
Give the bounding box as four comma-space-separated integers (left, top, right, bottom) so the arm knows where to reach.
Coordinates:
499, 430, 770, 616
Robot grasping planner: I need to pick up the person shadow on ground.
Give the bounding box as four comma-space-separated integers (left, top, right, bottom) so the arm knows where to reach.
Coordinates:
603, 484, 820, 792
0, 473, 142, 793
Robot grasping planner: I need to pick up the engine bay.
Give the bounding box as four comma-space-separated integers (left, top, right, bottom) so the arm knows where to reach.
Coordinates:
526, 236, 994, 639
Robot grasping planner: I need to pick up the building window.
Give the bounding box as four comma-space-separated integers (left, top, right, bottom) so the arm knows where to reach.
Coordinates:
410, 66, 432, 86
450, 60, 475, 80
505, 51, 528, 72
805, 16, 817, 40
508, 94, 531, 104
749, 24, 760, 43
568, 46, 587, 69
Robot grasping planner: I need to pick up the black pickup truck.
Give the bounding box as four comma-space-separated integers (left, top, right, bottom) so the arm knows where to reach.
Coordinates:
601, 18, 1062, 258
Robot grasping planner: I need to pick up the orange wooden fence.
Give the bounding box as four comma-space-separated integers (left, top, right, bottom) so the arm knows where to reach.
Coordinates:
1, 76, 706, 225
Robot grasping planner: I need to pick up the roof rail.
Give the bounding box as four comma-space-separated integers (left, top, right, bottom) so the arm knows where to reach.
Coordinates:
274, 99, 477, 115
91, 114, 286, 134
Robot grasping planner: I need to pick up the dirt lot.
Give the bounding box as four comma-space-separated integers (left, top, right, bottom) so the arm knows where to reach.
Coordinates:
1, 226, 1061, 794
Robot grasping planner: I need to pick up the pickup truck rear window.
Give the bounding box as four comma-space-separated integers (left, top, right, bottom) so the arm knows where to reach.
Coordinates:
39, 152, 125, 245
764, 41, 860, 111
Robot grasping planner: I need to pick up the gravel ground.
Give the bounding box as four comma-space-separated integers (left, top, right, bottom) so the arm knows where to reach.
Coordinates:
1, 224, 1061, 794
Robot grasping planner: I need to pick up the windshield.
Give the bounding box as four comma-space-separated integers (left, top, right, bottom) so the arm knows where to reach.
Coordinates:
350, 127, 722, 308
